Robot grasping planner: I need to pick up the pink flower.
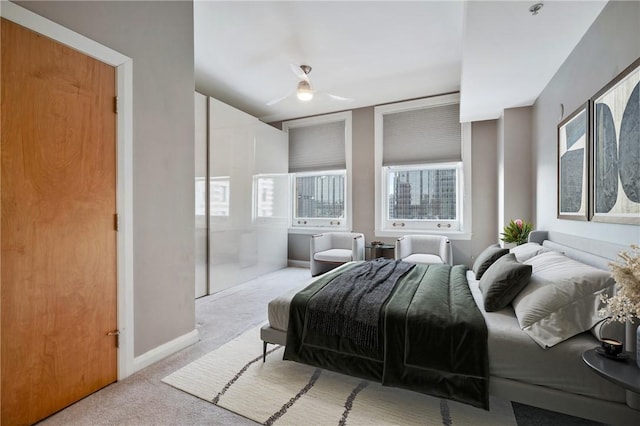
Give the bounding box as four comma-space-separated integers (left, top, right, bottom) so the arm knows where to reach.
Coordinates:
515, 219, 523, 229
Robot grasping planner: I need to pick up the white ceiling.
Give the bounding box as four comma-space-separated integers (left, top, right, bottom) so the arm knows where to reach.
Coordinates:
195, 1, 608, 124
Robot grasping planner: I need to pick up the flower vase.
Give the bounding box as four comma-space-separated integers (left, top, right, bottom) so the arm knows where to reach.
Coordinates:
625, 320, 640, 368
637, 324, 640, 369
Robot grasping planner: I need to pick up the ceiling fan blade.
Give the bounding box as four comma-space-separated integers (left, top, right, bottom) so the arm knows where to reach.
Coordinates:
290, 63, 310, 82
327, 93, 354, 102
266, 90, 293, 106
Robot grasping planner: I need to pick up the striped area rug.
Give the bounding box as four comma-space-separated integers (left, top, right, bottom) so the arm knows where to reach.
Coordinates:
162, 326, 517, 425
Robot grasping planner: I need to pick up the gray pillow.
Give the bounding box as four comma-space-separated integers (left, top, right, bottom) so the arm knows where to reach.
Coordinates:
509, 242, 553, 262
479, 253, 532, 312
472, 244, 509, 279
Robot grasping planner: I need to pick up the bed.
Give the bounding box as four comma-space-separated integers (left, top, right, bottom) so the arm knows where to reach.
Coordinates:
260, 231, 640, 425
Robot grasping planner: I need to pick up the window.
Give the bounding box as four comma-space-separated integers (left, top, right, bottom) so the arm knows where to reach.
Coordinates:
374, 94, 472, 237
283, 112, 352, 232
384, 163, 462, 231
292, 171, 346, 227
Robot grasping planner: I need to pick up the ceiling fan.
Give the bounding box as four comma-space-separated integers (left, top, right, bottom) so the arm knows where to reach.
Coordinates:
266, 64, 354, 106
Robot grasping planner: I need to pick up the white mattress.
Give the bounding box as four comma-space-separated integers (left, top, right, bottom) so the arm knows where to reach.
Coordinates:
266, 265, 626, 403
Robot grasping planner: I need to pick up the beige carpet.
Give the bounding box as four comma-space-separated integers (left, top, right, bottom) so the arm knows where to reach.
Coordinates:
163, 326, 518, 425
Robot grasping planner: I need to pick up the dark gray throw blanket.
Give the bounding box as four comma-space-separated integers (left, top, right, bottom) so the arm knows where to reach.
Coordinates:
306, 259, 414, 349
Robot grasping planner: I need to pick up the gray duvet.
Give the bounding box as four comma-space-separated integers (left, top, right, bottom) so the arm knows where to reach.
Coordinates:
267, 267, 625, 404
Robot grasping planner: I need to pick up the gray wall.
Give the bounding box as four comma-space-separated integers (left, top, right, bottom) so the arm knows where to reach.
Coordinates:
498, 107, 533, 233
291, 1, 640, 265
532, 0, 640, 246
286, 109, 500, 268
16, 1, 197, 356
470, 120, 499, 258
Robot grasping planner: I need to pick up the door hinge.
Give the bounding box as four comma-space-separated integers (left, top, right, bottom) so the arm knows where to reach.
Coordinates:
114, 213, 119, 232
107, 330, 120, 348
114, 96, 118, 114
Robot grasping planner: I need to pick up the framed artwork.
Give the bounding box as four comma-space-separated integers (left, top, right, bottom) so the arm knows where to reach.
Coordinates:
557, 102, 589, 221
590, 57, 640, 225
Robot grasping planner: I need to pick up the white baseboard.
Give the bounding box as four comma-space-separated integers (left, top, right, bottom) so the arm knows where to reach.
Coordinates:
288, 259, 309, 268
132, 329, 199, 374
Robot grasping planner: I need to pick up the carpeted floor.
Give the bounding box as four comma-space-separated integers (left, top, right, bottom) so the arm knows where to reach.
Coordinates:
40, 266, 606, 425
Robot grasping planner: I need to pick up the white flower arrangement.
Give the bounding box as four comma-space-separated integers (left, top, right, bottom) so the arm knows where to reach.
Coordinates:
600, 244, 640, 323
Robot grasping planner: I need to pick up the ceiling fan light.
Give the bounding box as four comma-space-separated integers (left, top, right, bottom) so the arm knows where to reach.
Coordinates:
296, 80, 314, 101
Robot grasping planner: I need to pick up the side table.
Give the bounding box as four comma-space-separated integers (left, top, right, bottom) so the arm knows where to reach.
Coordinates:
582, 348, 640, 409
365, 244, 395, 260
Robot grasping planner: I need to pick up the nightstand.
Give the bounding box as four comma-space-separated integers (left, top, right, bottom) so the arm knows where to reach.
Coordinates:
582, 348, 640, 410
582, 349, 640, 392
365, 244, 395, 260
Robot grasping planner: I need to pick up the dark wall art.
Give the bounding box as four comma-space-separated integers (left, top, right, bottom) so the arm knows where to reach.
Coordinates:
591, 58, 640, 225
558, 102, 589, 221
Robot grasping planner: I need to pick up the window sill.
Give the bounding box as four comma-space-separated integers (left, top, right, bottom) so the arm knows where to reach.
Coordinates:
375, 229, 472, 241
288, 226, 349, 235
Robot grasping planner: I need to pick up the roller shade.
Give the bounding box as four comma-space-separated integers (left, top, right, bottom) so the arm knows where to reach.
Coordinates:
382, 103, 461, 166
289, 120, 346, 173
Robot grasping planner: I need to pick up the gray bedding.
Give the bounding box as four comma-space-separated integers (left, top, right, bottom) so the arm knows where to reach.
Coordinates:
266, 265, 625, 404
283, 262, 490, 409
466, 271, 625, 403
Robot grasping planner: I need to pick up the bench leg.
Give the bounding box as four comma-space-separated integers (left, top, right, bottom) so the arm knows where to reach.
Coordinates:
263, 341, 267, 362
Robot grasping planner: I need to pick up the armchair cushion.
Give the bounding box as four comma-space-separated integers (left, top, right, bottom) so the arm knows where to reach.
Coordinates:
401, 254, 445, 265
314, 249, 354, 263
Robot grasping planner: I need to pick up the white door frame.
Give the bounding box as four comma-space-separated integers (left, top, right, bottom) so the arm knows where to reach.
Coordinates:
1, 1, 135, 380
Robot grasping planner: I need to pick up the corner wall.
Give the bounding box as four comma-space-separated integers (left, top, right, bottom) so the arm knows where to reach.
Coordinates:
16, 1, 197, 357
532, 0, 640, 246
498, 107, 533, 236
470, 120, 499, 256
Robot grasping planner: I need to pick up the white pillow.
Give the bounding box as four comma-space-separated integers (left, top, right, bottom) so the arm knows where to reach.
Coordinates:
509, 242, 553, 262
511, 251, 615, 348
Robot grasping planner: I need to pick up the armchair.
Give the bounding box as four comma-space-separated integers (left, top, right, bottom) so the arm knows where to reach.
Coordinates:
395, 235, 452, 265
310, 232, 365, 276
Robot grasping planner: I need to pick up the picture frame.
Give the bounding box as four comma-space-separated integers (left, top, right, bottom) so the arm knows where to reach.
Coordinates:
557, 102, 589, 221
590, 57, 640, 225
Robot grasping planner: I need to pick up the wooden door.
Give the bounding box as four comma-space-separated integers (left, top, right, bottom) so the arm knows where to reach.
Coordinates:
1, 18, 118, 425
